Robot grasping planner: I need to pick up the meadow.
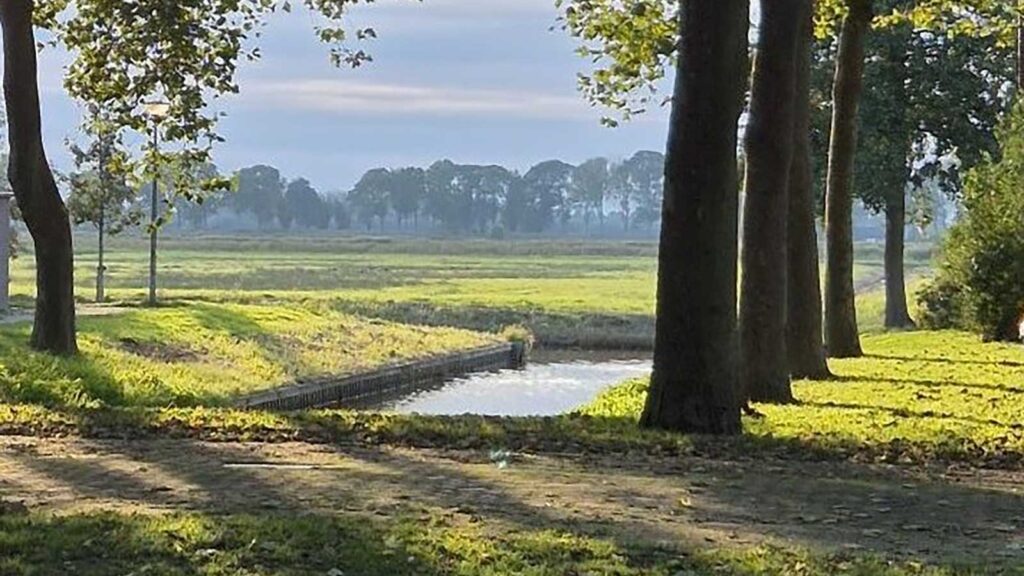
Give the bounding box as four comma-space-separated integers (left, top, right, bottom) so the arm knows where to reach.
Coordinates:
9, 233, 1022, 575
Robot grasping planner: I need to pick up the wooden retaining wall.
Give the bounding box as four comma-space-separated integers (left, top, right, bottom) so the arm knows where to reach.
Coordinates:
234, 341, 527, 411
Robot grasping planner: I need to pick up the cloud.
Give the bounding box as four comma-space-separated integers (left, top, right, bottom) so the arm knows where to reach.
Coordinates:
244, 78, 595, 120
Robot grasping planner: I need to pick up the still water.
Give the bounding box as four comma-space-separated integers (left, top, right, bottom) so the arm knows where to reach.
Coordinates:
373, 350, 652, 416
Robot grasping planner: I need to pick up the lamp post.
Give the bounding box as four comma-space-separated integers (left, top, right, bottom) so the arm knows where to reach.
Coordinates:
143, 101, 170, 307
0, 182, 12, 314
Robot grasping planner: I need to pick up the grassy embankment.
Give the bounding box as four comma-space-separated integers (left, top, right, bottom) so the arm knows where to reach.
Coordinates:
0, 303, 494, 408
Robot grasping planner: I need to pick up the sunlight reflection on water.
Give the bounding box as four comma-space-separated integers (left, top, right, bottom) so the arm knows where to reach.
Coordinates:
378, 351, 652, 416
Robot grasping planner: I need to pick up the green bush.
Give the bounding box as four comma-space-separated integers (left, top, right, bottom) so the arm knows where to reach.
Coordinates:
915, 275, 965, 330
928, 104, 1024, 341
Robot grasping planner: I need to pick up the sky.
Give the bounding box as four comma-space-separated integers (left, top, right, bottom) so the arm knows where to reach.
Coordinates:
20, 0, 673, 193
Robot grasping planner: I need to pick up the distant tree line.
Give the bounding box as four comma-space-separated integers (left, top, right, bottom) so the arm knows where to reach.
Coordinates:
171, 151, 665, 236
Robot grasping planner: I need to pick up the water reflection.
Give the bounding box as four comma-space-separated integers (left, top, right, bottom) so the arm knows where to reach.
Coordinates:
373, 351, 652, 416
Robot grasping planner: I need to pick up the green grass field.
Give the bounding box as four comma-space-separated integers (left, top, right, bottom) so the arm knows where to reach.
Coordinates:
9, 234, 1010, 576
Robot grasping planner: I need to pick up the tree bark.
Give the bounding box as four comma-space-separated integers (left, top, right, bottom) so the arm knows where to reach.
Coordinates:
1, 0, 78, 355
97, 208, 105, 303
786, 0, 832, 380
739, 0, 803, 403
883, 192, 915, 328
1017, 3, 1023, 91
641, 0, 748, 434
823, 0, 871, 359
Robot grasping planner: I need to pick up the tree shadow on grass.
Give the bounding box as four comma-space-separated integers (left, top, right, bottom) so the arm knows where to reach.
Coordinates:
828, 373, 1024, 395
863, 353, 1024, 368
5, 420, 1024, 572
345, 444, 1024, 568
797, 399, 1015, 428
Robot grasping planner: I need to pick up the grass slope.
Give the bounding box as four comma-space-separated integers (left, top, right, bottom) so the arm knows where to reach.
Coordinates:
0, 302, 494, 409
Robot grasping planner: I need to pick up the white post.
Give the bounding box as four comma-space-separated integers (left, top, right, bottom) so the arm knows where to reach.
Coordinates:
0, 192, 11, 314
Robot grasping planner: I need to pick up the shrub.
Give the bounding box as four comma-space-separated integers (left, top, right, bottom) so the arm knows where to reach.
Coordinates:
929, 103, 1024, 341
915, 275, 965, 330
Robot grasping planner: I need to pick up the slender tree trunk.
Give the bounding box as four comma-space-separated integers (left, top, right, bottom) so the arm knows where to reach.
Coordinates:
1017, 3, 1023, 91
883, 192, 915, 328
96, 209, 105, 303
824, 0, 871, 359
1, 0, 78, 355
787, 0, 831, 380
739, 0, 804, 404
641, 0, 748, 434
96, 145, 108, 304
148, 129, 159, 307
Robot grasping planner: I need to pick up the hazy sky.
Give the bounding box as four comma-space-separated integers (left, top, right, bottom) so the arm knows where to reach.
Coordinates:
22, 0, 673, 193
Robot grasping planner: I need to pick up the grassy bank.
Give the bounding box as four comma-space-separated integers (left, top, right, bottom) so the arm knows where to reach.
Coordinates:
0, 329, 1022, 468
0, 302, 494, 409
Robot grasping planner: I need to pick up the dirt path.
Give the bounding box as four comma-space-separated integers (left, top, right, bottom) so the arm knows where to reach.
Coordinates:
0, 435, 1022, 567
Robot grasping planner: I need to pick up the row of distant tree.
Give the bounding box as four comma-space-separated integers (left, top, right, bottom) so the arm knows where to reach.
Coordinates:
172, 151, 665, 236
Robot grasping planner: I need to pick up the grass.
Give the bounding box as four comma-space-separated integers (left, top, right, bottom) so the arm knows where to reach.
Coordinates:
6, 234, 930, 348
0, 510, 985, 576
1, 329, 1022, 468
0, 302, 494, 409
580, 329, 1024, 466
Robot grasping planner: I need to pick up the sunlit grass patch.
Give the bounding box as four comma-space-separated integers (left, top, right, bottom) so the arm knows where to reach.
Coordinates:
581, 330, 1024, 466
0, 302, 495, 409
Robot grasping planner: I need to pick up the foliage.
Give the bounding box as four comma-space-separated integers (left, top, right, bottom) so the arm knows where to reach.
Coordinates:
284, 177, 329, 229
350, 167, 392, 230
611, 150, 664, 230
65, 115, 142, 236
234, 165, 285, 228
42, 0, 386, 197
556, 0, 1021, 126
916, 275, 966, 330
926, 104, 1024, 340
852, 15, 1012, 216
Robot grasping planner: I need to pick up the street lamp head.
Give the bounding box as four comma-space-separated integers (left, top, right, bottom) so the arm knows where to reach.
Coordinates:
143, 101, 171, 120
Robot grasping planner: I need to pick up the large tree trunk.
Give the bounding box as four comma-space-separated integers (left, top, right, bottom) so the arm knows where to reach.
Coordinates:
883, 192, 915, 328
739, 0, 803, 404
1, 0, 78, 355
823, 0, 871, 359
641, 0, 748, 434
786, 0, 832, 380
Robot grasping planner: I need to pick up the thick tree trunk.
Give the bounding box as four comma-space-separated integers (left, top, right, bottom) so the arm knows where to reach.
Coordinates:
641, 0, 748, 434
1, 0, 78, 355
786, 0, 832, 380
739, 0, 803, 404
884, 193, 915, 328
823, 0, 871, 359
